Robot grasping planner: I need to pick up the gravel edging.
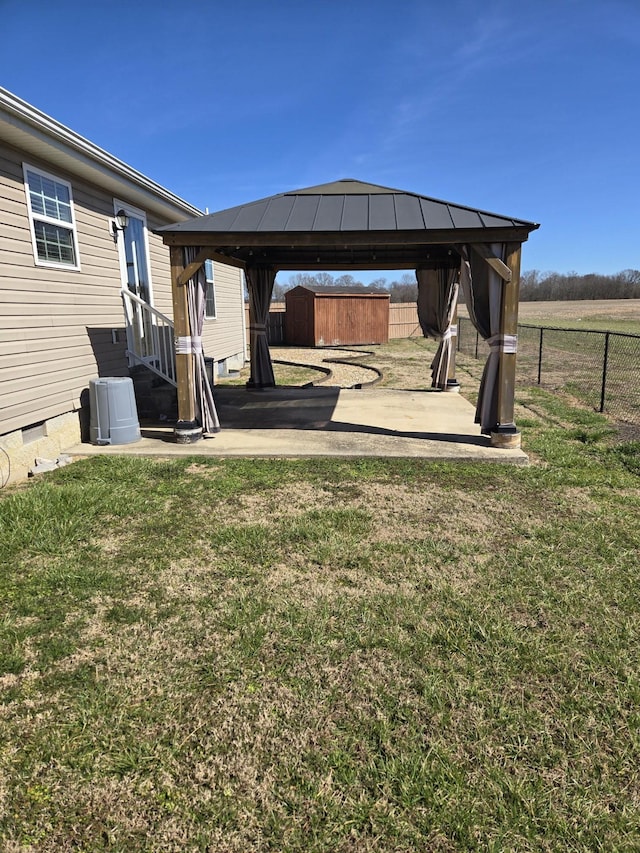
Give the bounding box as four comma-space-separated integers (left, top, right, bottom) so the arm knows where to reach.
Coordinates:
321, 357, 383, 388
270, 347, 382, 389
272, 358, 333, 386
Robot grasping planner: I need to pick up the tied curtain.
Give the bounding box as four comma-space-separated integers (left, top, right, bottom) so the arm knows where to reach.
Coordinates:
460, 243, 509, 434
416, 266, 459, 389
246, 265, 276, 388
177, 247, 220, 434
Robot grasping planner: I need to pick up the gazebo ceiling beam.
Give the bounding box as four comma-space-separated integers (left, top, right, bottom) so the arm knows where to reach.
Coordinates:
273, 260, 455, 271
228, 243, 460, 267
204, 250, 246, 270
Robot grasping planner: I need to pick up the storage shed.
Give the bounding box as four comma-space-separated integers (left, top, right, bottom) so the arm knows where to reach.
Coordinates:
284, 284, 390, 347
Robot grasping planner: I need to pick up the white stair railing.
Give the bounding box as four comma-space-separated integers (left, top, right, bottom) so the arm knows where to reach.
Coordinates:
121, 289, 177, 386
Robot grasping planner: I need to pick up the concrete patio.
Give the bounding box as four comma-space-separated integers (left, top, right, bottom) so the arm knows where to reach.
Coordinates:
69, 385, 529, 464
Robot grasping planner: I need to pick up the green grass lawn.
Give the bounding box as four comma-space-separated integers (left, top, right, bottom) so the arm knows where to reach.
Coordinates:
1, 385, 640, 850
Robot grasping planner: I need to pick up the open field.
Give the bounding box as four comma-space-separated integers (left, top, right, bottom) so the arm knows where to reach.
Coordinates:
456, 301, 640, 434
1, 343, 640, 850
459, 299, 640, 335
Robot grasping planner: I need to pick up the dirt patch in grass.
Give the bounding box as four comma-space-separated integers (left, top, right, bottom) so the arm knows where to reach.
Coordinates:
264, 561, 418, 604
209, 477, 536, 554
230, 482, 335, 522
185, 462, 214, 476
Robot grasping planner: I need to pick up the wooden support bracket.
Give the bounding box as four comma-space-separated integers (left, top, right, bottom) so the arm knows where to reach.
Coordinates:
177, 249, 246, 285
177, 248, 210, 286
471, 243, 512, 282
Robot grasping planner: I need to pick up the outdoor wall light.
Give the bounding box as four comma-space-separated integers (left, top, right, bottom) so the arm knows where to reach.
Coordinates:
111, 209, 129, 238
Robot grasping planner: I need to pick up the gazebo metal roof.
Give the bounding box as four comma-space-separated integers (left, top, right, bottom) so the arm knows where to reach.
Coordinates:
158, 178, 539, 270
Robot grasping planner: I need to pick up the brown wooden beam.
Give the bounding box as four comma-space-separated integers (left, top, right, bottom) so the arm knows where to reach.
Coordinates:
274, 261, 446, 271
471, 243, 512, 282
492, 242, 521, 449
207, 251, 247, 270
259, 247, 459, 270
170, 246, 200, 442
177, 248, 210, 286
176, 249, 246, 285
160, 227, 536, 250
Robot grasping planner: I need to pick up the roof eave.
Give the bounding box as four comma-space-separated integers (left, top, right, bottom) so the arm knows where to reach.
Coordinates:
0, 87, 202, 222
159, 225, 538, 248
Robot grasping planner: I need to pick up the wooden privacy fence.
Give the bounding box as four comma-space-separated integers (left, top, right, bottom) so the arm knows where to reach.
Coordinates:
246, 303, 421, 344
388, 304, 422, 339
245, 304, 286, 344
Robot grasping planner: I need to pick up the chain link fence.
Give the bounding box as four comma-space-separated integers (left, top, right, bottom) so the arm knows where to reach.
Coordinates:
457, 316, 640, 437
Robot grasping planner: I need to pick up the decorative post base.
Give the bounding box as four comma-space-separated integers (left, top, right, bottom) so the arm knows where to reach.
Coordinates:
490, 424, 521, 449
174, 420, 202, 444
445, 379, 461, 393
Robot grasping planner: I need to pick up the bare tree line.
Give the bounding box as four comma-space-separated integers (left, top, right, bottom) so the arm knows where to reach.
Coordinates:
272, 272, 419, 302
272, 269, 640, 303
519, 269, 640, 301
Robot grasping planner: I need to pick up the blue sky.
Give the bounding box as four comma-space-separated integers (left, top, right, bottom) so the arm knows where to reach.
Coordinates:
2, 0, 639, 283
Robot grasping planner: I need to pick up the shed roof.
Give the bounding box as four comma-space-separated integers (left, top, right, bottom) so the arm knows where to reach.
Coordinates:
288, 284, 389, 296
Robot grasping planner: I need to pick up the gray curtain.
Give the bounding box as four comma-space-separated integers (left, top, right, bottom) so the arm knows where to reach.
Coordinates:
246, 265, 276, 388
460, 244, 506, 433
416, 266, 459, 389
178, 247, 220, 434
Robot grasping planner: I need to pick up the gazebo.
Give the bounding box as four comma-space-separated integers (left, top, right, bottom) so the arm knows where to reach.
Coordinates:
158, 179, 539, 448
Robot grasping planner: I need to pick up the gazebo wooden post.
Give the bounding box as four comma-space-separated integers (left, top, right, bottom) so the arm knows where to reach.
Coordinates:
491, 242, 522, 448
170, 246, 202, 443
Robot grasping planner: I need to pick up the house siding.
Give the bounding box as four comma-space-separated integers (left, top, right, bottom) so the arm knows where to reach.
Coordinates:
0, 139, 245, 444
201, 261, 245, 368
1, 140, 128, 437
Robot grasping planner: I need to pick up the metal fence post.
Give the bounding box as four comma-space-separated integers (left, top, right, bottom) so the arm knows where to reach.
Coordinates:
600, 331, 610, 413
538, 327, 544, 384
475, 330, 479, 359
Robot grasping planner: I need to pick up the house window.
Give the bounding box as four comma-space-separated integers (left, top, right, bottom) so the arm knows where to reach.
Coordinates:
23, 164, 79, 269
204, 259, 216, 319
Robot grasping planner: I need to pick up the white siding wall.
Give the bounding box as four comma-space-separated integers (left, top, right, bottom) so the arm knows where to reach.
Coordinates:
0, 139, 245, 437
1, 141, 126, 436
201, 261, 245, 365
